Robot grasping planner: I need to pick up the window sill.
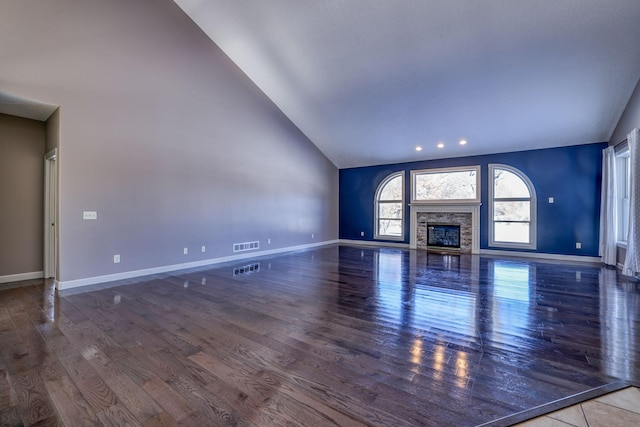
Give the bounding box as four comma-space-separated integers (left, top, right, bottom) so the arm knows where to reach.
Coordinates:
375, 236, 404, 241
617, 241, 628, 249
409, 200, 482, 206
489, 242, 536, 251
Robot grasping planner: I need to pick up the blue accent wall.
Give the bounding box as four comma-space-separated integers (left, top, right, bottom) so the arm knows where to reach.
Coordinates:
339, 143, 607, 257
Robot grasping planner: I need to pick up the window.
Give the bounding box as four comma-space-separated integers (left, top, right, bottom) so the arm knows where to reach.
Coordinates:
411, 166, 480, 203
375, 172, 404, 239
489, 164, 537, 249
617, 150, 631, 244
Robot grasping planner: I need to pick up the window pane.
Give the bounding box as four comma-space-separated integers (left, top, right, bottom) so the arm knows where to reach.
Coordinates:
622, 156, 630, 198
620, 198, 629, 242
616, 155, 630, 242
494, 201, 530, 221
379, 202, 402, 219
494, 222, 530, 243
494, 169, 529, 198
376, 172, 403, 239
379, 219, 402, 236
380, 176, 402, 200
414, 170, 477, 200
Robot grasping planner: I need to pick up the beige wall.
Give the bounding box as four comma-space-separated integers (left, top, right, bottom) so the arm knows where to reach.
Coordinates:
0, 113, 46, 277
44, 108, 60, 279
45, 108, 60, 153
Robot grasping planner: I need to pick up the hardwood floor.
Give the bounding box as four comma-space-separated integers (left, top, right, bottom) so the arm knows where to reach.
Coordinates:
1, 244, 639, 426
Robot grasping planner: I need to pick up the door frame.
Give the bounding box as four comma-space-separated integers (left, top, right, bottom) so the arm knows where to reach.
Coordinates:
44, 148, 57, 280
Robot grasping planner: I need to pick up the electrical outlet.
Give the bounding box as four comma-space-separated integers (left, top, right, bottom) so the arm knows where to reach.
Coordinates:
268, 238, 271, 244
113, 254, 120, 263
576, 242, 581, 249
201, 246, 206, 253
548, 197, 554, 204
183, 281, 189, 288
83, 211, 97, 220
360, 231, 365, 236
201, 277, 206, 285
183, 247, 188, 255
311, 233, 315, 239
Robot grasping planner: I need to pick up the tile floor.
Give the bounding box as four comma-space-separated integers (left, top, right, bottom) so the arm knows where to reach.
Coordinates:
514, 387, 640, 427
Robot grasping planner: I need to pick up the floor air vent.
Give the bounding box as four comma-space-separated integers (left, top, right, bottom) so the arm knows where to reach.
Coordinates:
233, 241, 260, 252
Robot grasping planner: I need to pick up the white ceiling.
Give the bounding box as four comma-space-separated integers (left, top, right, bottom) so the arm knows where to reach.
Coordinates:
176, 0, 640, 168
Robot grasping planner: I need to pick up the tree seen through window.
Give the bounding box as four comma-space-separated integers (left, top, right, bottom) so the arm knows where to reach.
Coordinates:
376, 173, 403, 238
490, 165, 536, 248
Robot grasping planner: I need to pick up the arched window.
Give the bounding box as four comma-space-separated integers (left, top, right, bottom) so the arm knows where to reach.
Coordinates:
489, 164, 537, 249
375, 172, 404, 240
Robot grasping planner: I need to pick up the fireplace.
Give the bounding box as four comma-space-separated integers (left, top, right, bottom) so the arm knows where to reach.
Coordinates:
428, 224, 461, 249
410, 203, 481, 254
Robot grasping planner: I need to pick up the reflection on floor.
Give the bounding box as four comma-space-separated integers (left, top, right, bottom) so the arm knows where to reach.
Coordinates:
0, 244, 639, 425
515, 387, 640, 426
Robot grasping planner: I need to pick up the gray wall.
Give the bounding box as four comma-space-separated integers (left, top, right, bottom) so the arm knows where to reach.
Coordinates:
609, 77, 640, 265
0, 0, 338, 283
0, 114, 46, 277
610, 77, 640, 146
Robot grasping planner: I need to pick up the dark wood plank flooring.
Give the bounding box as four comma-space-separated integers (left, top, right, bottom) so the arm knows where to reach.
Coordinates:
1, 244, 639, 426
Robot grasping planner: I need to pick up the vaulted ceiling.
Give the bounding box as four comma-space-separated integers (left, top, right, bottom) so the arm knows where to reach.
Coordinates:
175, 0, 640, 168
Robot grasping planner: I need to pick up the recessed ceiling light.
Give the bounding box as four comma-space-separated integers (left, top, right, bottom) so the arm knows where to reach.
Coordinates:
437, 142, 444, 148
459, 139, 467, 145
415, 146, 422, 151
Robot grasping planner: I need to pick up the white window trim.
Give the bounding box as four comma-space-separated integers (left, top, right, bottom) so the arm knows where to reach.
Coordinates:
374, 171, 404, 240
410, 165, 481, 204
616, 148, 630, 244
488, 164, 537, 250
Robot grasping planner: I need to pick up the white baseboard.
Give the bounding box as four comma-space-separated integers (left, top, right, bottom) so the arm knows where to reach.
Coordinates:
57, 240, 339, 291
0, 271, 44, 284
340, 240, 601, 264
340, 239, 410, 248
480, 249, 601, 264
55, 240, 604, 291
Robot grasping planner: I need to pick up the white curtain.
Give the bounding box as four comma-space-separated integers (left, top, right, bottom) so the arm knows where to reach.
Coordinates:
599, 146, 618, 266
623, 128, 640, 276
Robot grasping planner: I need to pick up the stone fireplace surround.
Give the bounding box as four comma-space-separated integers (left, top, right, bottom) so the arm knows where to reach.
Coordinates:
410, 203, 481, 254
